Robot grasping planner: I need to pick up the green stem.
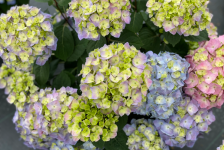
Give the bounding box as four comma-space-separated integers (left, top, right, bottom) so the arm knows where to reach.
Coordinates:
70, 67, 77, 74
53, 0, 75, 31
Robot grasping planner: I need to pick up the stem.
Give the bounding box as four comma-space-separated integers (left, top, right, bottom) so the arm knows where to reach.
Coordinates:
131, 3, 136, 9
70, 67, 77, 74
134, 0, 137, 12
53, 0, 75, 31
106, 34, 111, 45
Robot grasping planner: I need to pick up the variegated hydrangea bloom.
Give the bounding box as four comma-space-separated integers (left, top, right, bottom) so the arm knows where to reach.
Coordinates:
50, 140, 74, 150
154, 96, 215, 148
217, 140, 224, 150
79, 43, 152, 116
0, 5, 58, 70
12, 88, 77, 149
0, 0, 16, 5
67, 0, 131, 40
123, 118, 169, 150
146, 0, 212, 36
65, 96, 119, 142
0, 64, 38, 110
184, 35, 224, 109
136, 51, 189, 119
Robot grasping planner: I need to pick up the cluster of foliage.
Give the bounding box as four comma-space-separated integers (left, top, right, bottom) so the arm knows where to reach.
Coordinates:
0, 0, 224, 150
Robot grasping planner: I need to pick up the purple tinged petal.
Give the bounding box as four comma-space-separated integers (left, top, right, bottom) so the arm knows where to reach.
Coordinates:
161, 123, 175, 136
180, 115, 194, 129
187, 101, 198, 116
47, 100, 61, 112
186, 127, 199, 141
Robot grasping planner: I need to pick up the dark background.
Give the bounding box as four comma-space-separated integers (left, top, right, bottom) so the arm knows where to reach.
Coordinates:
0, 0, 224, 149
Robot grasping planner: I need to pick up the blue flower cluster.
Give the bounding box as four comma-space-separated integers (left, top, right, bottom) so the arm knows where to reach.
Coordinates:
123, 118, 169, 150
153, 96, 215, 148
135, 51, 190, 119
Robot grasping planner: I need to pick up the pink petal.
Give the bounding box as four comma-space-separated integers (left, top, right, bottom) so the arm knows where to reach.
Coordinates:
204, 72, 217, 84
205, 39, 222, 55
195, 60, 212, 70
197, 96, 210, 108
197, 82, 210, 94
163, 21, 175, 32
185, 72, 199, 88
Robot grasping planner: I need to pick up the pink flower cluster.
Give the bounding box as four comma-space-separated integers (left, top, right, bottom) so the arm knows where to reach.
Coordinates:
184, 35, 224, 109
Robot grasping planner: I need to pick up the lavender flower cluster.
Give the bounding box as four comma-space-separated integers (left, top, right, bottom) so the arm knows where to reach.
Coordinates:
153, 96, 215, 148
135, 51, 189, 119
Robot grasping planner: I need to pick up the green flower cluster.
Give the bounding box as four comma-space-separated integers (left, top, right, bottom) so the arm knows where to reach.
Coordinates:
0, 5, 57, 71
146, 0, 212, 36
123, 119, 169, 150
67, 0, 131, 40
0, 64, 38, 110
65, 96, 119, 142
79, 42, 152, 116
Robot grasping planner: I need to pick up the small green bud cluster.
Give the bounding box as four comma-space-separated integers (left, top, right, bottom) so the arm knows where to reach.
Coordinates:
65, 96, 119, 142
123, 118, 169, 150
0, 64, 38, 110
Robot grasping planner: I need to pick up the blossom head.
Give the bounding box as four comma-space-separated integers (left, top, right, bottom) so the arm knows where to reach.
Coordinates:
67, 0, 131, 40
123, 118, 169, 150
0, 5, 57, 70
154, 96, 215, 148
146, 0, 212, 36
65, 96, 119, 142
79, 43, 152, 116
184, 35, 224, 109
138, 51, 189, 119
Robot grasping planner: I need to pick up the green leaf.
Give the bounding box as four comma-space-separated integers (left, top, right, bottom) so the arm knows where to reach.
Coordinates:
33, 61, 50, 86
116, 115, 128, 131
52, 71, 71, 89
86, 36, 107, 53
111, 29, 144, 49
73, 140, 84, 148
139, 27, 160, 52
140, 11, 148, 21
163, 31, 181, 47
165, 38, 189, 57
104, 130, 128, 150
57, 0, 71, 6
53, 20, 66, 30
145, 19, 159, 31
137, 0, 148, 12
50, 59, 60, 77
126, 12, 143, 33
92, 138, 105, 149
64, 71, 76, 85
184, 30, 209, 42
44, 9, 50, 14
54, 26, 74, 61
67, 31, 89, 61
48, 0, 54, 5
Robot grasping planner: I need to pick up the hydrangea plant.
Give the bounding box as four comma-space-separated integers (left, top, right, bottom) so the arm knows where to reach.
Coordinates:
0, 5, 57, 70
146, 0, 213, 36
67, 0, 131, 40
154, 96, 215, 148
185, 35, 224, 109
0, 0, 222, 149
123, 118, 169, 150
79, 42, 152, 116
135, 51, 189, 119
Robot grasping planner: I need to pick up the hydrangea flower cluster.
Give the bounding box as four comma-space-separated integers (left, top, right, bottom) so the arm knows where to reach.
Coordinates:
65, 96, 119, 142
50, 140, 74, 150
79, 42, 152, 116
0, 0, 16, 5
146, 0, 212, 36
67, 0, 131, 40
136, 51, 189, 119
217, 140, 224, 150
123, 118, 169, 150
12, 87, 78, 149
153, 96, 215, 148
0, 64, 38, 110
0, 5, 58, 70
185, 35, 224, 109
